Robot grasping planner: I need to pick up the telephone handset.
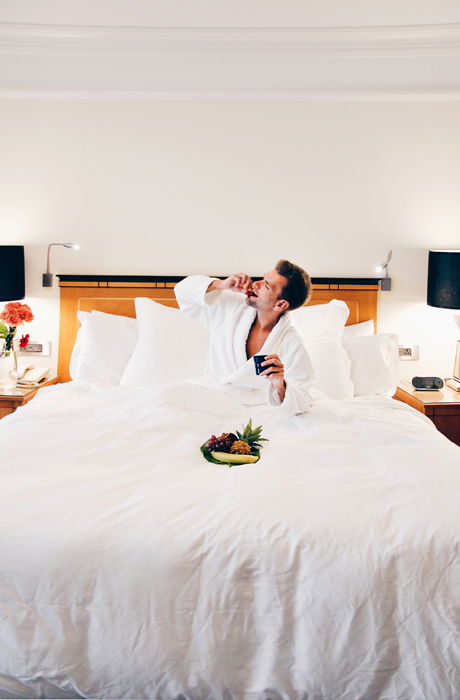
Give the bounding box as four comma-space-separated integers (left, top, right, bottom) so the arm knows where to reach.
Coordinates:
14, 365, 51, 386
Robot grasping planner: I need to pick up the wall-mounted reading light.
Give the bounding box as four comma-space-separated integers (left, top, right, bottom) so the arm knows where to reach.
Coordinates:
42, 242, 79, 287
375, 250, 392, 291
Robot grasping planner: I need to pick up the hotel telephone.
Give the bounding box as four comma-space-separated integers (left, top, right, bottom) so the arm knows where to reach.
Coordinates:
15, 365, 51, 386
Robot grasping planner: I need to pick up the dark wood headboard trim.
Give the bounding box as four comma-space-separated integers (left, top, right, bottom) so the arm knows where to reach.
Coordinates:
57, 274, 383, 290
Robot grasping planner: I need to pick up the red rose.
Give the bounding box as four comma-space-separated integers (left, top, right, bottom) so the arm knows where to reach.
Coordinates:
19, 333, 30, 349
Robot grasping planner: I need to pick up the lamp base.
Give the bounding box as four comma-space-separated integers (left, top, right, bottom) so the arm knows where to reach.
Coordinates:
42, 273, 53, 287
446, 378, 460, 392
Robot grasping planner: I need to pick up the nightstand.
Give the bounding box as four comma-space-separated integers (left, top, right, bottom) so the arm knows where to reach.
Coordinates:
394, 380, 460, 446
0, 377, 59, 419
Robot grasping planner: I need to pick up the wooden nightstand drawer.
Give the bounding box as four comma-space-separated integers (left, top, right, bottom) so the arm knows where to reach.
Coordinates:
394, 381, 460, 446
0, 377, 59, 419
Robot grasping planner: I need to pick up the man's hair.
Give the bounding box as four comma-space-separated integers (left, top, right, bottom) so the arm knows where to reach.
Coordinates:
276, 259, 312, 310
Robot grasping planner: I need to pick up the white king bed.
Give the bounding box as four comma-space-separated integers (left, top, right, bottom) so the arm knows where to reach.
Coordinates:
0, 273, 459, 700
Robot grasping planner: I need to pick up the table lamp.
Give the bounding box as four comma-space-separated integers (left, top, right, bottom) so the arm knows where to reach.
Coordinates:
0, 246, 25, 301
427, 249, 460, 391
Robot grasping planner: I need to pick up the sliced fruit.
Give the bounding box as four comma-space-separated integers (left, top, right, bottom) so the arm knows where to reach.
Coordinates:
210, 451, 259, 464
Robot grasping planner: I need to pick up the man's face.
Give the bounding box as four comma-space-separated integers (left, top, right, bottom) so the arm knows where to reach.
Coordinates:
246, 269, 288, 313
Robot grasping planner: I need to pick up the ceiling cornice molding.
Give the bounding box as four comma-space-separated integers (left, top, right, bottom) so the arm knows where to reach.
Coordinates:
1, 21, 460, 57
2, 21, 460, 97
2, 89, 460, 101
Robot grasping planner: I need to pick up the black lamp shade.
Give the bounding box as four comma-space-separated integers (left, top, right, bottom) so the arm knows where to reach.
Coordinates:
427, 250, 460, 310
0, 246, 25, 301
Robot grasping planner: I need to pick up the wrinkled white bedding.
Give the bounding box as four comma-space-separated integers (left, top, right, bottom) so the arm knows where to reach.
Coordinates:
0, 381, 459, 700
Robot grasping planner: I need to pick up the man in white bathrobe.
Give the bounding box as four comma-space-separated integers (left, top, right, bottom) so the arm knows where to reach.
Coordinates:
175, 260, 315, 416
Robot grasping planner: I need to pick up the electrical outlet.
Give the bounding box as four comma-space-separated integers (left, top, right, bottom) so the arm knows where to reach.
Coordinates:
22, 342, 42, 353
399, 345, 419, 360
20, 340, 51, 356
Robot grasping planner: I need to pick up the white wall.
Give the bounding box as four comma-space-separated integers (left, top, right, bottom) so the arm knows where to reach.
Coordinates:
1, 99, 459, 380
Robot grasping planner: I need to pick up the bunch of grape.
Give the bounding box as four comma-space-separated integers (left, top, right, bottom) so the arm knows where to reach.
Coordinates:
206, 432, 237, 452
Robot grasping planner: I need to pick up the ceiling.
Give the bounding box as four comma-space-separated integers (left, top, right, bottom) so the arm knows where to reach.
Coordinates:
1, 0, 460, 98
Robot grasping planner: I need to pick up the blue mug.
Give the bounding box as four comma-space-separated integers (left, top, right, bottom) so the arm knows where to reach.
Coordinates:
253, 355, 274, 376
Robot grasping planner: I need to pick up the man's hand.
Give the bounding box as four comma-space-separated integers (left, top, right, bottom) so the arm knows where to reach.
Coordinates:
208, 274, 253, 294
260, 354, 286, 403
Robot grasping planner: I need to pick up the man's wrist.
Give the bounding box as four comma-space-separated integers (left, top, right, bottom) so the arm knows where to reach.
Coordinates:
276, 379, 286, 403
206, 279, 222, 292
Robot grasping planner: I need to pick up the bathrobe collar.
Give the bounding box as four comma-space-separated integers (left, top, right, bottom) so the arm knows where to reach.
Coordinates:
234, 306, 292, 370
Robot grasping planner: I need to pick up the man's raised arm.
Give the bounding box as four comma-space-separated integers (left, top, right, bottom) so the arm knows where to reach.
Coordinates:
175, 274, 250, 328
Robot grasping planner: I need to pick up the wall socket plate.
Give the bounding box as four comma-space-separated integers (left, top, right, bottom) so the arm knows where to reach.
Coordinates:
399, 345, 419, 360
19, 340, 51, 357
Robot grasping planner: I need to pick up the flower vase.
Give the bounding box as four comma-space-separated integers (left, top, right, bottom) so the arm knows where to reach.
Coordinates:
0, 303, 34, 389
0, 343, 19, 389
0, 352, 9, 384
11, 346, 19, 389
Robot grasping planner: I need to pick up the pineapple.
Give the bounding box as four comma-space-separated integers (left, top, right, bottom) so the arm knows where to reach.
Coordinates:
230, 440, 251, 455
234, 419, 267, 453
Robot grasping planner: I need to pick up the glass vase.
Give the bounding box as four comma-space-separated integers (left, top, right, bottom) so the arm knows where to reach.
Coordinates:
11, 346, 19, 389
0, 352, 9, 385
0, 344, 19, 390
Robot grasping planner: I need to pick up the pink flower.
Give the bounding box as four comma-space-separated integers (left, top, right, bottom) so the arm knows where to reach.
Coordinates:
0, 302, 34, 326
19, 333, 30, 349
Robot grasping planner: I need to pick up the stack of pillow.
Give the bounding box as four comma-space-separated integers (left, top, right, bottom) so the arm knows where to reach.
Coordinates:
71, 297, 398, 399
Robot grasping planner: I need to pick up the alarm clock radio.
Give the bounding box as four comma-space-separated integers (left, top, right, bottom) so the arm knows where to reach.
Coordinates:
411, 376, 444, 391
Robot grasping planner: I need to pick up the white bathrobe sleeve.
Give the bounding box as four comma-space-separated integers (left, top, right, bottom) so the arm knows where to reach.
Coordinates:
266, 330, 316, 416
174, 275, 235, 328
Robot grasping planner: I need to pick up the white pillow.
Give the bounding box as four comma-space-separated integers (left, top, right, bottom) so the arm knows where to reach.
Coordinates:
291, 300, 354, 400
69, 311, 88, 379
74, 310, 137, 384
343, 320, 375, 337
343, 333, 399, 397
120, 297, 209, 387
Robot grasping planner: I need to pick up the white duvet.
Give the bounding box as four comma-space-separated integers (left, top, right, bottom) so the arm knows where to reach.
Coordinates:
0, 381, 459, 700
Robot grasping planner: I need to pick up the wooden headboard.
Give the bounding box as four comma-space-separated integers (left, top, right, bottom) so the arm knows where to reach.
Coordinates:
57, 275, 381, 383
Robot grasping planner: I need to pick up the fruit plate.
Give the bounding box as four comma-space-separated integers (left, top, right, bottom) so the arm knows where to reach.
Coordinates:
200, 419, 267, 467
200, 442, 260, 467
